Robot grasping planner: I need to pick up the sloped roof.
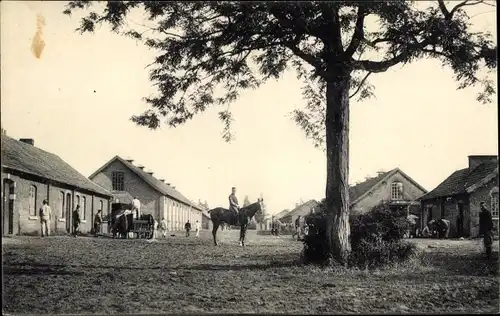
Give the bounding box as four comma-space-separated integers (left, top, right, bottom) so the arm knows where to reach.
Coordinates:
274, 209, 291, 220
349, 170, 393, 202
420, 161, 498, 200
1, 135, 111, 197
282, 200, 319, 219
349, 168, 427, 203
89, 156, 203, 211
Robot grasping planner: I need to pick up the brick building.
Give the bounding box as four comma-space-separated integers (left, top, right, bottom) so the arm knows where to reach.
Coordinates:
280, 200, 319, 224
349, 168, 427, 216
89, 156, 204, 231
1, 135, 112, 236
419, 155, 499, 238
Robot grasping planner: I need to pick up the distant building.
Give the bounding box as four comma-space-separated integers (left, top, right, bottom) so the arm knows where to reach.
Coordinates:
349, 168, 427, 216
419, 155, 498, 238
1, 135, 112, 236
281, 200, 319, 224
89, 156, 204, 231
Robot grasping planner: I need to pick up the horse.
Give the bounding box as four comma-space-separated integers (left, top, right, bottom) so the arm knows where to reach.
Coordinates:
208, 198, 264, 247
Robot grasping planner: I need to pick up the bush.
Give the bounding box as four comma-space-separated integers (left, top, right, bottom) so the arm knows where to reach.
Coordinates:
301, 200, 417, 268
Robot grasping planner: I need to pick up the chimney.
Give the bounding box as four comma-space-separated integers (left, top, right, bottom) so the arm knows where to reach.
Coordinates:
146, 170, 154, 176
125, 158, 134, 164
137, 165, 145, 170
19, 138, 34, 146
377, 170, 385, 176
159, 179, 166, 183
468, 155, 498, 169
364, 176, 372, 181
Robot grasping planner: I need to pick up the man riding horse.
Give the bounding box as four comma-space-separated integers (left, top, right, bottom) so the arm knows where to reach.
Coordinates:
229, 187, 240, 226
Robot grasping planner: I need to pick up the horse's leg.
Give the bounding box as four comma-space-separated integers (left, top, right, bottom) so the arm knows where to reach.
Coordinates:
212, 222, 219, 246
239, 225, 244, 246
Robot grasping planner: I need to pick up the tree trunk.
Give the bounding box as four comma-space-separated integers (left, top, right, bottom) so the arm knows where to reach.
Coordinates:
325, 73, 351, 266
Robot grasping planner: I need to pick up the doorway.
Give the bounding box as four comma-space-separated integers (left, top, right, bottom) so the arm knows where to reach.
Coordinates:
457, 203, 464, 237
66, 193, 72, 233
2, 179, 15, 235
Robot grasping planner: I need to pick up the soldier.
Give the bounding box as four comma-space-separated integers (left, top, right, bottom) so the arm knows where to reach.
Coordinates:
93, 209, 102, 237
479, 201, 494, 260
229, 187, 240, 225
73, 205, 81, 237
39, 199, 52, 237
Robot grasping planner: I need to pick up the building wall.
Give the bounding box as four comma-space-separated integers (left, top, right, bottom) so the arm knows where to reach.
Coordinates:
1, 171, 110, 236
469, 177, 499, 237
351, 171, 427, 214
90, 159, 161, 219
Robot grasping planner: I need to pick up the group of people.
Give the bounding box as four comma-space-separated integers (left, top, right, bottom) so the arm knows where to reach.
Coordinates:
38, 199, 104, 237
183, 220, 202, 237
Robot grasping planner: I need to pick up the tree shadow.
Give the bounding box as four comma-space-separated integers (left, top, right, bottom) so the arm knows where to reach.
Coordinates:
419, 250, 499, 277
179, 261, 300, 272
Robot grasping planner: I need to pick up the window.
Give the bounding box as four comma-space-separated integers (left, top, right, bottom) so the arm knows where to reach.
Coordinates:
28, 185, 37, 216
492, 193, 499, 219
391, 182, 404, 200
99, 200, 103, 211
112, 172, 125, 191
82, 196, 86, 221
76, 195, 80, 209
60, 192, 65, 218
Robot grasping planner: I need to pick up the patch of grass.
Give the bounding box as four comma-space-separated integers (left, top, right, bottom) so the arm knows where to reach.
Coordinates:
2, 232, 498, 314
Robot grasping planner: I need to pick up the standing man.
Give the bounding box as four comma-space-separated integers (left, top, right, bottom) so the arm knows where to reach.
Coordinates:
294, 215, 301, 240
229, 187, 240, 225
73, 205, 81, 237
195, 220, 201, 238
39, 199, 52, 237
132, 196, 141, 219
479, 201, 494, 260
185, 220, 191, 237
93, 209, 103, 237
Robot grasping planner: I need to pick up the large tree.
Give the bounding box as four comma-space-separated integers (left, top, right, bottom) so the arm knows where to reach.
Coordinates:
64, 1, 496, 265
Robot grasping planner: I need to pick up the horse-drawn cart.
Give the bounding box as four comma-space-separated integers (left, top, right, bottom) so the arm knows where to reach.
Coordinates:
110, 203, 155, 239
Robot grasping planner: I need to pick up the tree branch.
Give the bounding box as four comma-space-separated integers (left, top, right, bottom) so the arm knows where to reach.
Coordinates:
349, 71, 372, 99
351, 51, 408, 73
344, 6, 366, 58
438, 0, 487, 19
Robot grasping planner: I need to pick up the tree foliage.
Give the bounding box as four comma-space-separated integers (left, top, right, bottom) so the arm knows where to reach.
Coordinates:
243, 195, 251, 207
63, 1, 496, 143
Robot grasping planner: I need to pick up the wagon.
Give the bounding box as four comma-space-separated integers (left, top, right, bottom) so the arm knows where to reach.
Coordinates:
109, 203, 155, 239
129, 219, 154, 239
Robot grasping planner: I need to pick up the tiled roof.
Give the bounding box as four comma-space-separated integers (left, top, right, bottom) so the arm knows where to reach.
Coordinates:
274, 209, 291, 219
91, 156, 203, 211
349, 169, 394, 202
282, 200, 319, 219
1, 135, 111, 197
420, 161, 498, 200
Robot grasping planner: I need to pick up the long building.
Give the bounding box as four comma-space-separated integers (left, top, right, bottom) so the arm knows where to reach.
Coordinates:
1, 134, 112, 236
89, 155, 204, 230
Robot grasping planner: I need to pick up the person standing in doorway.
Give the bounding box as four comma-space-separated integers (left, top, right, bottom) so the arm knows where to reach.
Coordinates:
195, 220, 201, 238
229, 187, 240, 225
185, 220, 191, 237
93, 209, 102, 237
132, 196, 141, 219
39, 199, 52, 237
73, 205, 81, 237
479, 201, 494, 260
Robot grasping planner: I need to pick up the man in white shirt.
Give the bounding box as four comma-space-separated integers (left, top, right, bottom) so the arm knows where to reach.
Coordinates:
195, 220, 201, 238
132, 197, 141, 219
39, 199, 52, 237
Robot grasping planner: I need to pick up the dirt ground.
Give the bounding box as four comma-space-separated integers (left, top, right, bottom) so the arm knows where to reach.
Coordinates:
2, 230, 499, 314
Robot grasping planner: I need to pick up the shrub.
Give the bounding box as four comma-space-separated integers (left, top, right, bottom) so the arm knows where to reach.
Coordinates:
301, 200, 417, 268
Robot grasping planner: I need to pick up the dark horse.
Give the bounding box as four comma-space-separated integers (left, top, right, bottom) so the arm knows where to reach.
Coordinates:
208, 198, 264, 246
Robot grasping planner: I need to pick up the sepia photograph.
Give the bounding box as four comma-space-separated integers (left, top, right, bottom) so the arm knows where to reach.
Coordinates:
1, 1, 498, 314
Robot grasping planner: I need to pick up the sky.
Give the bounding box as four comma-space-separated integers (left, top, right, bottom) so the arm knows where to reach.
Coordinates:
1, 1, 497, 215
